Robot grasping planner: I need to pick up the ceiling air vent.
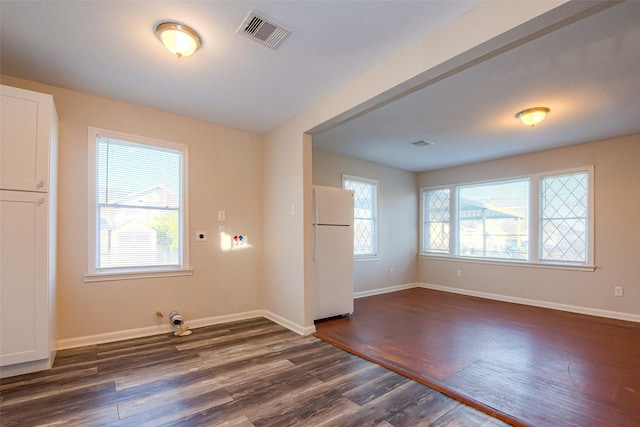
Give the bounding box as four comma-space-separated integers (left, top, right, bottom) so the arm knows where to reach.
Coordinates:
411, 140, 435, 148
236, 11, 291, 49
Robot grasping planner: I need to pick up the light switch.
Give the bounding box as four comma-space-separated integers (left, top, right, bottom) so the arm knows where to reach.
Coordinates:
218, 210, 225, 221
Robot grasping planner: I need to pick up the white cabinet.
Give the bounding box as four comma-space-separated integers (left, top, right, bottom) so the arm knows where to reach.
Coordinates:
0, 85, 58, 378
1, 85, 56, 192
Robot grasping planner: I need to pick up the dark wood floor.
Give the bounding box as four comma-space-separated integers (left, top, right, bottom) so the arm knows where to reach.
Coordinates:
1, 317, 508, 426
314, 288, 640, 427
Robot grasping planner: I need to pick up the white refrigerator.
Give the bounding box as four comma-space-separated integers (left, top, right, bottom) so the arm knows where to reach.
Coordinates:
312, 185, 354, 320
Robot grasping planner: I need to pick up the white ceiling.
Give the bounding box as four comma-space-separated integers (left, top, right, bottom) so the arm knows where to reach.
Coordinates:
313, 1, 640, 172
2, 1, 639, 173
0, 0, 480, 134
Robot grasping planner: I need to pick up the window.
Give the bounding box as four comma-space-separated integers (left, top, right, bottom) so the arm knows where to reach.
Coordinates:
540, 172, 589, 263
458, 179, 528, 260
420, 167, 593, 268
343, 175, 378, 257
422, 188, 450, 254
86, 128, 190, 281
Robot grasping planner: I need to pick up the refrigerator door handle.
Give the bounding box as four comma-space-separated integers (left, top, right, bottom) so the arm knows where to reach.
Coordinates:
313, 224, 317, 262
313, 188, 318, 262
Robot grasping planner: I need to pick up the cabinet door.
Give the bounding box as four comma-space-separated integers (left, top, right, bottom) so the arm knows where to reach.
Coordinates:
0, 191, 49, 366
0, 86, 53, 192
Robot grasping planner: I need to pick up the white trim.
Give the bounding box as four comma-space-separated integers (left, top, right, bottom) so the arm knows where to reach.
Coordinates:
354, 255, 381, 262
354, 283, 418, 299
57, 309, 313, 350
419, 254, 595, 272
263, 311, 316, 336
84, 268, 193, 283
343, 174, 379, 257
419, 282, 640, 323
187, 310, 266, 329
58, 324, 170, 350
86, 127, 190, 279
54, 283, 639, 352
419, 166, 595, 267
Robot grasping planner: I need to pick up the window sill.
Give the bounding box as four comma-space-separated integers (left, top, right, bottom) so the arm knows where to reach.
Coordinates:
419, 254, 595, 272
355, 255, 380, 262
84, 268, 193, 283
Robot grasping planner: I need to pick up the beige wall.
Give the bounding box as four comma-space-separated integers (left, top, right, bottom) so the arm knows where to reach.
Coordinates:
261, 120, 310, 330
261, 2, 567, 331
1, 76, 264, 341
2, 3, 590, 341
312, 149, 418, 293
418, 134, 640, 317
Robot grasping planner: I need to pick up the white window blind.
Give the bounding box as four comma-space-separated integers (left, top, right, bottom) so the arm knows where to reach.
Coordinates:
90, 130, 186, 274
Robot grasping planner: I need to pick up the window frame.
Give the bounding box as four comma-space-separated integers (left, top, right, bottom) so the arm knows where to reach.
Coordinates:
420, 166, 594, 271
85, 127, 192, 282
342, 174, 379, 259
456, 177, 530, 261
421, 187, 451, 254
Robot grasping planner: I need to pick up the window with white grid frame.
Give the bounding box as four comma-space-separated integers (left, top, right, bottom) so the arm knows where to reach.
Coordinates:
420, 167, 593, 268
540, 171, 589, 263
422, 188, 450, 254
343, 175, 378, 257
87, 128, 189, 277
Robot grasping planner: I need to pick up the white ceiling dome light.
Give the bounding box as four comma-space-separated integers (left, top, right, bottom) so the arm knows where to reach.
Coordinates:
155, 22, 201, 58
516, 107, 550, 127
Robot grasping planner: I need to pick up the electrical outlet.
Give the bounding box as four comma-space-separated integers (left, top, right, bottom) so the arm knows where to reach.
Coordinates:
614, 286, 624, 297
457, 270, 462, 278
389, 268, 394, 276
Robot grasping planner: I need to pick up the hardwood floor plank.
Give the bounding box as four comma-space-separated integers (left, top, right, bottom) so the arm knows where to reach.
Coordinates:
116, 383, 232, 422
224, 364, 325, 402
372, 381, 460, 426
342, 370, 411, 406
209, 339, 331, 376
307, 397, 368, 426
211, 359, 299, 387
315, 288, 640, 427
263, 397, 361, 427
1, 317, 507, 427
1, 382, 119, 426
0, 367, 98, 401
446, 359, 639, 427
174, 323, 285, 352
214, 415, 255, 427
114, 355, 206, 391
429, 403, 510, 427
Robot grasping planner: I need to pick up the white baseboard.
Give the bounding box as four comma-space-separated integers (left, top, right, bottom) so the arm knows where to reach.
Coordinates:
60, 282, 637, 351
58, 309, 313, 350
419, 282, 640, 323
187, 310, 266, 330
354, 283, 419, 299
263, 311, 316, 336
58, 324, 170, 350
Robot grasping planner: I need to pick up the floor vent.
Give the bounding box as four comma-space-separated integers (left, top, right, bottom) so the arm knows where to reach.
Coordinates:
236, 11, 291, 49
